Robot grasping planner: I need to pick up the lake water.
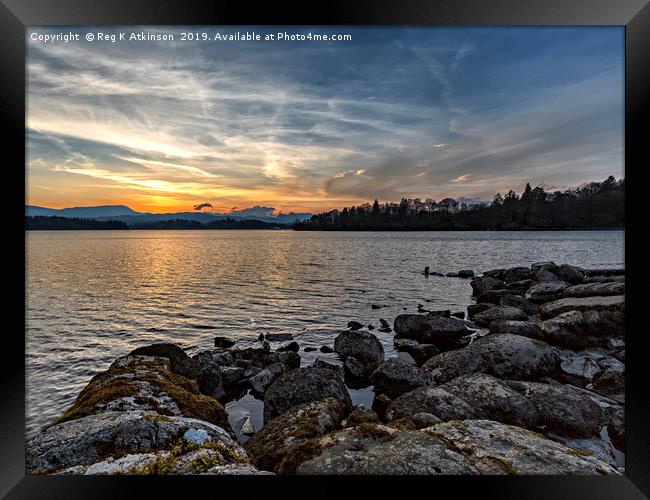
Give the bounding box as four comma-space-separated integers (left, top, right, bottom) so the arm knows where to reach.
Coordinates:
25, 230, 624, 439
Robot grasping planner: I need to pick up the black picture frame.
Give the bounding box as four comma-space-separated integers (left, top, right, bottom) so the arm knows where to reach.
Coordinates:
2, 0, 647, 498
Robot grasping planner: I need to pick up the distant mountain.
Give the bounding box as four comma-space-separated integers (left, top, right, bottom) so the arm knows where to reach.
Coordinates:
25, 204, 313, 225
26, 205, 140, 218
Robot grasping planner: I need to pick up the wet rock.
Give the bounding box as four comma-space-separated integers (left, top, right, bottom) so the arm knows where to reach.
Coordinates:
344, 356, 366, 379
538, 310, 624, 348
536, 268, 561, 282
583, 268, 625, 277
499, 295, 539, 315
213, 336, 235, 348
26, 410, 243, 474
197, 364, 226, 400
250, 363, 287, 395
589, 362, 625, 402
396, 341, 440, 366
371, 359, 435, 399
424, 419, 619, 475
319, 345, 334, 353
371, 394, 392, 420
345, 405, 380, 426
446, 272, 460, 277
583, 275, 625, 284
525, 281, 569, 303
295, 425, 478, 475
410, 413, 443, 429
245, 397, 345, 473
562, 282, 625, 298
470, 276, 506, 296
556, 349, 603, 386
505, 381, 605, 437
440, 374, 538, 428
334, 330, 384, 368
488, 320, 543, 340
303, 347, 317, 352
477, 289, 522, 304
458, 270, 475, 278
507, 279, 534, 293
423, 334, 557, 384
371, 304, 385, 309
347, 321, 364, 330
263, 364, 352, 423
262, 340, 271, 351
451, 311, 465, 319
607, 411, 625, 452
557, 264, 585, 284
128, 343, 200, 380
503, 266, 533, 283
473, 306, 528, 326
397, 351, 417, 365
482, 269, 505, 280
427, 309, 451, 317
393, 314, 472, 350
232, 348, 300, 370
467, 303, 494, 319
277, 341, 299, 352
385, 386, 480, 422
539, 295, 624, 320
378, 319, 392, 332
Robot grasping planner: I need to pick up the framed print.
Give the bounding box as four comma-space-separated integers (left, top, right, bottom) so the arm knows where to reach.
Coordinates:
2, 0, 648, 498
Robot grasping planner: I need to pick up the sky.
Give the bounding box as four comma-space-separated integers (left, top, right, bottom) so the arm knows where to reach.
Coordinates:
26, 27, 624, 214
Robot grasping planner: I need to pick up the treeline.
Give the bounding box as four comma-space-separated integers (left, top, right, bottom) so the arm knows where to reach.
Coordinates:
294, 176, 624, 231
25, 216, 289, 230
26, 216, 128, 230
131, 218, 288, 230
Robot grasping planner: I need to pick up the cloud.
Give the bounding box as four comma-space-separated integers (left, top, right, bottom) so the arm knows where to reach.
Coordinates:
453, 174, 471, 182
193, 202, 213, 211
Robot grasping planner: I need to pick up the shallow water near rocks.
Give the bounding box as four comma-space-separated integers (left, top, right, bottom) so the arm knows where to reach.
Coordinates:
26, 229, 624, 439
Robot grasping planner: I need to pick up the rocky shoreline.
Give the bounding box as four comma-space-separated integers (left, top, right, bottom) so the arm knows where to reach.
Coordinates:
26, 261, 625, 475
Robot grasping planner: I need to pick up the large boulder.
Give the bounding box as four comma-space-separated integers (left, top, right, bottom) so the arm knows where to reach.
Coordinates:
525, 282, 569, 303
385, 386, 480, 422
295, 425, 478, 475
440, 374, 538, 428
334, 330, 384, 368
26, 410, 245, 474
395, 341, 440, 366
423, 334, 557, 384
476, 289, 522, 304
539, 295, 624, 320
472, 306, 528, 326
505, 381, 605, 437
562, 282, 625, 298
423, 420, 619, 475
539, 310, 624, 348
245, 397, 345, 473
470, 276, 505, 296
263, 364, 352, 423
250, 363, 287, 395
371, 359, 435, 399
393, 314, 472, 350
557, 264, 585, 284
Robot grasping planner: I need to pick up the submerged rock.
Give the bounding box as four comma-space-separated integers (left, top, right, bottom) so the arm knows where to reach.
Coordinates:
263, 364, 352, 423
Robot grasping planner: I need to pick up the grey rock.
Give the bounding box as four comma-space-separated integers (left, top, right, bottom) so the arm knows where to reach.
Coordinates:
473, 306, 528, 326
477, 289, 522, 304
425, 419, 619, 475
245, 397, 345, 473
507, 279, 534, 293
371, 393, 392, 420
423, 334, 557, 384
265, 333, 294, 341
562, 282, 625, 298
467, 303, 494, 319
320, 345, 334, 353
296, 425, 478, 475
489, 320, 543, 340
458, 270, 475, 278
482, 269, 505, 280
503, 266, 533, 283
344, 356, 367, 378
263, 364, 352, 423
393, 314, 472, 350
470, 276, 506, 296
345, 405, 380, 426
539, 310, 624, 348
128, 343, 199, 380
347, 321, 364, 330
499, 295, 539, 315
213, 336, 235, 348
540, 295, 624, 320
277, 341, 299, 352
386, 386, 480, 422
334, 330, 385, 367
371, 359, 435, 399
557, 264, 585, 284
441, 374, 538, 428
250, 362, 287, 395
525, 281, 570, 303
